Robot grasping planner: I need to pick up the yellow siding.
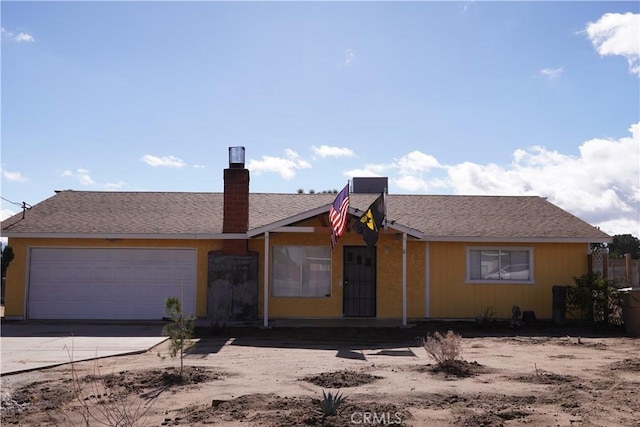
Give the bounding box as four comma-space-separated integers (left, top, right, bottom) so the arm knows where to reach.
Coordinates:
249, 230, 344, 318
5, 226, 589, 321
429, 242, 589, 319
251, 222, 426, 319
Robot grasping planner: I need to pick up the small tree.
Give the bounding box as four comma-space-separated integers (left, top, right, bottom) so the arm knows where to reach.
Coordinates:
1, 245, 15, 278
566, 272, 620, 324
161, 297, 195, 378
1, 246, 14, 304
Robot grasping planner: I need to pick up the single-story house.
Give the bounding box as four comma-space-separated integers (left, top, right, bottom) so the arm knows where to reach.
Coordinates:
1, 147, 611, 325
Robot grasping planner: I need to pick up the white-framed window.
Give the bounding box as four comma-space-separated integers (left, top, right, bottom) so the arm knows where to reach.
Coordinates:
271, 246, 332, 297
466, 247, 534, 283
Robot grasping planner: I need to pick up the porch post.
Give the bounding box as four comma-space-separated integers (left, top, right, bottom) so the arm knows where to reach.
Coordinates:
402, 232, 407, 326
263, 231, 269, 327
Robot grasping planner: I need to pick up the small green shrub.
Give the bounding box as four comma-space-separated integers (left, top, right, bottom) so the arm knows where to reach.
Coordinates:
566, 272, 621, 324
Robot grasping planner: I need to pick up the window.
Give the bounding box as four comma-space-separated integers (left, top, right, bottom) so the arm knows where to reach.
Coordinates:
467, 247, 533, 283
271, 246, 332, 297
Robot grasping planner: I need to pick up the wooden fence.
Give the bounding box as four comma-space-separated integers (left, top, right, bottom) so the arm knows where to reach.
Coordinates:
608, 255, 640, 287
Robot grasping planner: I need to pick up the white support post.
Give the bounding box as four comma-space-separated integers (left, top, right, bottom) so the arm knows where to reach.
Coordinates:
402, 232, 407, 326
263, 231, 269, 328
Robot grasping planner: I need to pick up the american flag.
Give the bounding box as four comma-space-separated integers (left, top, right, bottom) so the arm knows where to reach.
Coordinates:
329, 184, 350, 249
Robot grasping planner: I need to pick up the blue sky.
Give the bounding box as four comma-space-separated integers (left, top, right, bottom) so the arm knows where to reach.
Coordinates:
1, 1, 639, 240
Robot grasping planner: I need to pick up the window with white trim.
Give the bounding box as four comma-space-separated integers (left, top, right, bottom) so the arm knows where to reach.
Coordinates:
271, 246, 332, 297
467, 247, 533, 283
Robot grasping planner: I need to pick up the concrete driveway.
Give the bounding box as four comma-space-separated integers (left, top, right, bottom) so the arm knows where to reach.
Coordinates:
1, 321, 168, 376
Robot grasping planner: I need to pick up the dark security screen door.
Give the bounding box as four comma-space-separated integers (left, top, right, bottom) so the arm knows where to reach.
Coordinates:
343, 246, 376, 317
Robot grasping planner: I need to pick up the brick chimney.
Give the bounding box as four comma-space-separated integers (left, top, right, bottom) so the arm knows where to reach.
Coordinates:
222, 147, 249, 255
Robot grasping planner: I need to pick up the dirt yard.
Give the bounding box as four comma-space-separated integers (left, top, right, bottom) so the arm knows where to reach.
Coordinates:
1, 322, 639, 426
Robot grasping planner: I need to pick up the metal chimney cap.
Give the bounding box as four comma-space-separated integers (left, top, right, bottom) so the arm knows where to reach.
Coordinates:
229, 146, 245, 168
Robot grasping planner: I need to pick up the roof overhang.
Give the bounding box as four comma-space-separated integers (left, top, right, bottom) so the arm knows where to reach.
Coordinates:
1, 232, 247, 240
420, 236, 613, 244
247, 205, 330, 237
247, 205, 427, 240
1, 232, 611, 244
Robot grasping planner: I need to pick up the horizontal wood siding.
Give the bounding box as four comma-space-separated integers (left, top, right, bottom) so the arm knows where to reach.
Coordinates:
429, 242, 589, 319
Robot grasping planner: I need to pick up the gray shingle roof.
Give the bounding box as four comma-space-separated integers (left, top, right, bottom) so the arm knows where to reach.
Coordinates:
1, 190, 611, 242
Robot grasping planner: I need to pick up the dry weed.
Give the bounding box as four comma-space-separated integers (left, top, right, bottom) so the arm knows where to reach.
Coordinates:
422, 330, 463, 366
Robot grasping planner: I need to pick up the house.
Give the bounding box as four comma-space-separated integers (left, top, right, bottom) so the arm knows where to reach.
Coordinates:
1, 147, 611, 325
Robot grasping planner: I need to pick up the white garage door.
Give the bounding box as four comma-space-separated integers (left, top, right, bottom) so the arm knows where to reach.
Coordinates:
28, 248, 197, 320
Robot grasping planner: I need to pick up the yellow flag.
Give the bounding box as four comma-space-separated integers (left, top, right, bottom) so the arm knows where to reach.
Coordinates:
360, 208, 377, 231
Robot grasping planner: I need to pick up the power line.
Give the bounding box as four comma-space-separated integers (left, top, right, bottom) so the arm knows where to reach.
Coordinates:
1, 197, 32, 219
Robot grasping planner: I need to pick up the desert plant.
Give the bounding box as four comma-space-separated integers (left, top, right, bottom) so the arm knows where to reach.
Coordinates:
57, 343, 153, 426
475, 306, 496, 327
160, 297, 195, 378
313, 389, 347, 424
422, 330, 463, 366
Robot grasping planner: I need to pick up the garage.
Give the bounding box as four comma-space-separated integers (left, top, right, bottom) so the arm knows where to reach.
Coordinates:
27, 248, 197, 320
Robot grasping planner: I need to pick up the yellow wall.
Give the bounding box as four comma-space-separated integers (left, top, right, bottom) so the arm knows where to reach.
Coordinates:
250, 222, 426, 319
428, 241, 589, 319
4, 229, 590, 321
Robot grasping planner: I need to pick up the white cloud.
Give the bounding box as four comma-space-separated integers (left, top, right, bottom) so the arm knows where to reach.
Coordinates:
1, 27, 35, 43
461, 1, 476, 14
540, 67, 564, 79
395, 151, 441, 174
141, 154, 186, 168
360, 124, 639, 237
77, 169, 95, 185
345, 163, 391, 179
584, 12, 640, 76
393, 175, 429, 192
15, 32, 35, 43
104, 181, 127, 190
62, 168, 96, 186
1, 168, 28, 182
345, 151, 443, 192
1, 208, 17, 221
311, 145, 356, 158
443, 123, 639, 236
247, 149, 311, 180
0, 208, 15, 246
344, 49, 355, 66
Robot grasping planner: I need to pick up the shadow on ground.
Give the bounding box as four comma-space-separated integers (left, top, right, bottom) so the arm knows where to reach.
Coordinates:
188, 320, 628, 355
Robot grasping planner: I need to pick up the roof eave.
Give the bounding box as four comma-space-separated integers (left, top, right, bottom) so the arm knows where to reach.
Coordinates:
247, 205, 331, 237
421, 236, 613, 244
1, 232, 246, 240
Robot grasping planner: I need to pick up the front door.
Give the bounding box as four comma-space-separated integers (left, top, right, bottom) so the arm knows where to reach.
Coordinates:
343, 246, 376, 317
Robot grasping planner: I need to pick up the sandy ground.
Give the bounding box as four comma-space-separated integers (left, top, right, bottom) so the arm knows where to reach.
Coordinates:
1, 323, 639, 426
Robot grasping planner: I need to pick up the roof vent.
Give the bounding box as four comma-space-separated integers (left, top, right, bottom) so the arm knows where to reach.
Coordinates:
352, 177, 388, 193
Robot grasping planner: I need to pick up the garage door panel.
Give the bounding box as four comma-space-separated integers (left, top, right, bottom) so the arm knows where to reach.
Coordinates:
28, 248, 197, 320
